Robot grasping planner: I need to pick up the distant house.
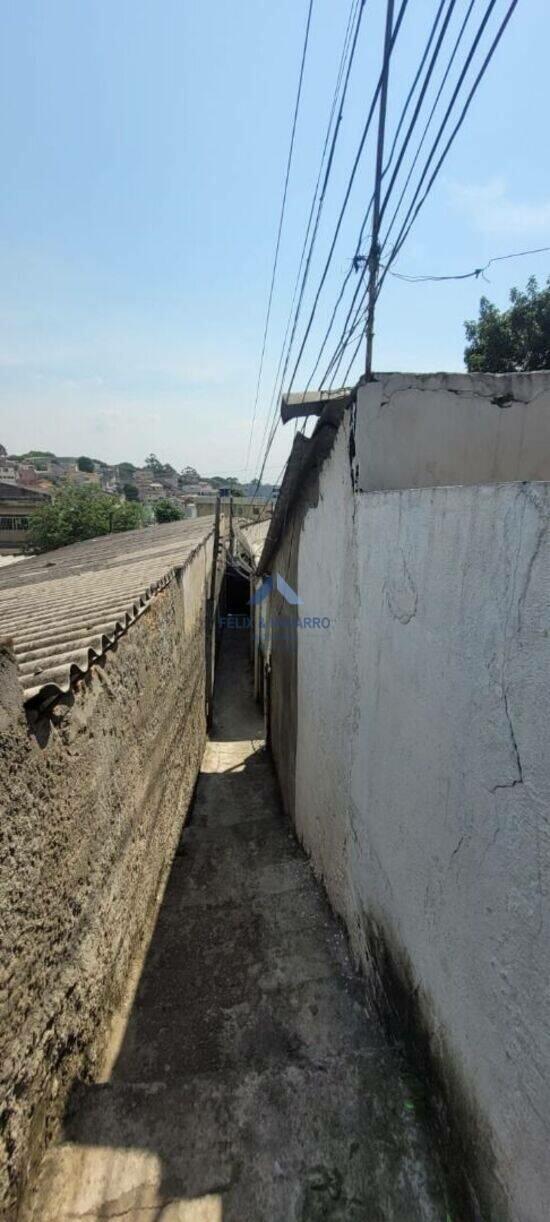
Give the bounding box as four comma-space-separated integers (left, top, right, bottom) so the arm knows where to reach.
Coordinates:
65, 468, 101, 488
0, 482, 50, 551
132, 470, 168, 502
18, 464, 43, 489
0, 460, 20, 485
179, 482, 216, 496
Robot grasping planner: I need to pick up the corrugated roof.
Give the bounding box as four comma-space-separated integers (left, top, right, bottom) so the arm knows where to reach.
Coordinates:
0, 518, 214, 706
0, 481, 50, 502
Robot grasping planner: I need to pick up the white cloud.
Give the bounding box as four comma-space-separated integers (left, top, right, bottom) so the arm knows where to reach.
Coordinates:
448, 178, 550, 238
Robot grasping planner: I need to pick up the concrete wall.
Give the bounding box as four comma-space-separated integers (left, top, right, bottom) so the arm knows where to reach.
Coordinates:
0, 536, 214, 1218
356, 371, 550, 491
261, 397, 550, 1222
239, 518, 270, 564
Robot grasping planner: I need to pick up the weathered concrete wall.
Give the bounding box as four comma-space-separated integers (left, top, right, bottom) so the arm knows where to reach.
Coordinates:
239, 519, 270, 564
264, 516, 300, 822
263, 401, 550, 1221
0, 536, 213, 1218
356, 371, 550, 491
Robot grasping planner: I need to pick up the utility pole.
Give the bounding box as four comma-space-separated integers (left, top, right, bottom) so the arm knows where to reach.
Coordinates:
365, 0, 394, 378
229, 493, 234, 557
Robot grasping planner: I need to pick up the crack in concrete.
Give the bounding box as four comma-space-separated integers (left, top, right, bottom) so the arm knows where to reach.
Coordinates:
490, 686, 524, 793
450, 835, 466, 862
517, 487, 548, 634
385, 554, 418, 625
379, 378, 550, 409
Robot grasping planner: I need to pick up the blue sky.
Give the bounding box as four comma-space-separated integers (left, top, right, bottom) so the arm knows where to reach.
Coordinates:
0, 0, 548, 479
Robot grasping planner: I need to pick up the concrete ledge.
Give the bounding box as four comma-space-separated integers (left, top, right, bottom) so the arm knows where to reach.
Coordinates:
355, 371, 550, 491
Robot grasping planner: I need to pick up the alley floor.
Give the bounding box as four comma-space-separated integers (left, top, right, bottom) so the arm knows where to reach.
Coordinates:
25, 629, 452, 1221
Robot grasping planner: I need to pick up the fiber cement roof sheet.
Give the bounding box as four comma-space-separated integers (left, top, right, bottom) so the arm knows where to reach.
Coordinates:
0, 518, 214, 705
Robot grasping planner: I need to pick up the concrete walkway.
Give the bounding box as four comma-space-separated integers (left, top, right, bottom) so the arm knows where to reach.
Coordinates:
26, 630, 452, 1221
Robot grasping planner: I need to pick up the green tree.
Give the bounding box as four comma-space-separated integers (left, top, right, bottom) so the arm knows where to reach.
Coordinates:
77, 455, 95, 472
110, 500, 144, 532
154, 498, 183, 523
28, 485, 144, 553
145, 453, 164, 476
117, 461, 136, 480
180, 465, 200, 483
122, 482, 140, 502
465, 276, 550, 372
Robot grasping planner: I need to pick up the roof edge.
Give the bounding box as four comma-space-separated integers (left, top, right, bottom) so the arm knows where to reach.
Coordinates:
258, 392, 354, 575
280, 386, 354, 424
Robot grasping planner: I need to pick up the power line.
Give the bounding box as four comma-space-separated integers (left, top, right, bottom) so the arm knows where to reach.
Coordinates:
380, 0, 479, 255
383, 0, 448, 170
378, 0, 520, 290
256, 0, 417, 483
388, 244, 550, 283
326, 188, 541, 395
319, 0, 516, 390
251, 0, 364, 487
283, 0, 412, 399
329, 238, 546, 397
365, 0, 395, 376
256, 0, 521, 470
376, 0, 459, 234
326, 0, 471, 384
250, 0, 368, 498
244, 0, 315, 478
263, 0, 360, 428
304, 0, 459, 394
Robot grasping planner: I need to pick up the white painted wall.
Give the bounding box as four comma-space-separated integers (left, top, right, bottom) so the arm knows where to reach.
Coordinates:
290, 414, 550, 1221
356, 371, 550, 491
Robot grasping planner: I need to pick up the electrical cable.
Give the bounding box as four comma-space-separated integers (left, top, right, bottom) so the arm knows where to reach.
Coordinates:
244, 0, 315, 477
388, 244, 550, 282
304, 0, 459, 394
265, 0, 360, 419
283, 0, 412, 400
319, 0, 505, 388
251, 0, 364, 485
365, 0, 396, 376
380, 0, 478, 254
376, 0, 459, 232
379, 0, 519, 289
251, 0, 370, 497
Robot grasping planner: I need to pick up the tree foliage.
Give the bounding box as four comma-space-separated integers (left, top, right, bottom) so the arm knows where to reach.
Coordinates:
464, 276, 550, 372
180, 465, 200, 482
154, 498, 183, 523
77, 455, 95, 472
28, 485, 145, 553
144, 452, 164, 476
210, 475, 241, 488
117, 461, 136, 479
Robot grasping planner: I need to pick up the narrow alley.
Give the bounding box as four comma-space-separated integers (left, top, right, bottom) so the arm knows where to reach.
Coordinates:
25, 628, 452, 1221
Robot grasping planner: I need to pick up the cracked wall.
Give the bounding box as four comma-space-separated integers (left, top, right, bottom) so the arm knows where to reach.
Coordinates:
266, 401, 550, 1221
356, 371, 550, 492
0, 536, 213, 1219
